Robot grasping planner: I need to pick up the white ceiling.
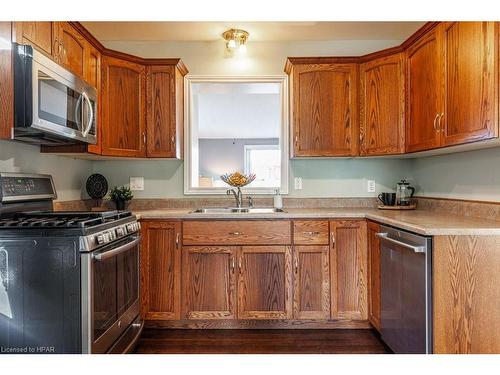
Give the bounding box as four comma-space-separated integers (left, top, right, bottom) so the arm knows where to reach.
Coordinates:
81, 21, 425, 42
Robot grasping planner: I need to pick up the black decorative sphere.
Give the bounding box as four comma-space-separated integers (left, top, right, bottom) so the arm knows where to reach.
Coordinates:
86, 174, 108, 200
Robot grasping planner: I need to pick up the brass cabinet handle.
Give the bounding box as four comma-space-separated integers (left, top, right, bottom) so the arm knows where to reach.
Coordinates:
433, 113, 440, 132
437, 113, 444, 132
331, 233, 335, 247
171, 135, 175, 144
294, 257, 298, 273
238, 258, 242, 273
59, 41, 65, 61
231, 257, 235, 273
228, 231, 242, 236
303, 231, 320, 236
53, 38, 60, 60
175, 233, 180, 249
143, 132, 146, 145
295, 135, 298, 144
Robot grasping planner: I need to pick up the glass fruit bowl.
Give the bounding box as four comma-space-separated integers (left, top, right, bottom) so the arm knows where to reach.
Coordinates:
220, 172, 256, 188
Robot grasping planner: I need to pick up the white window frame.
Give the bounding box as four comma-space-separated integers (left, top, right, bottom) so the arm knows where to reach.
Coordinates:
183, 75, 289, 195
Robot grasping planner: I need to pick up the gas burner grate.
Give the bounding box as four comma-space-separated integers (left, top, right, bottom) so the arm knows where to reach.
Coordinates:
0, 211, 132, 229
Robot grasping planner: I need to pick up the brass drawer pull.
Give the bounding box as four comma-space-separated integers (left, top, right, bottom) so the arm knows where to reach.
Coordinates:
303, 231, 321, 235
228, 231, 243, 236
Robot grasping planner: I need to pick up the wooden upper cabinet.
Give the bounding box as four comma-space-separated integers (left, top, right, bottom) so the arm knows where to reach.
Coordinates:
330, 220, 368, 320
367, 221, 381, 331
182, 246, 237, 319
14, 22, 56, 58
440, 22, 498, 146
141, 221, 181, 320
101, 56, 146, 157
360, 53, 405, 155
56, 22, 85, 78
146, 64, 184, 158
238, 246, 292, 319
293, 245, 330, 319
286, 59, 359, 157
405, 27, 443, 153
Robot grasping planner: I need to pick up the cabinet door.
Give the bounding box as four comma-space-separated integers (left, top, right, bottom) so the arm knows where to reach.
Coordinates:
182, 246, 237, 319
101, 56, 146, 157
141, 221, 181, 320
406, 28, 443, 152
56, 22, 85, 77
238, 246, 292, 319
360, 53, 405, 155
367, 221, 381, 331
84, 42, 102, 155
440, 22, 498, 146
15, 21, 56, 58
330, 220, 368, 320
291, 63, 358, 157
293, 245, 330, 319
146, 65, 178, 158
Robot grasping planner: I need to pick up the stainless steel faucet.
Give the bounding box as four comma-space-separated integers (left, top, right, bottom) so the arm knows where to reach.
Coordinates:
227, 187, 243, 208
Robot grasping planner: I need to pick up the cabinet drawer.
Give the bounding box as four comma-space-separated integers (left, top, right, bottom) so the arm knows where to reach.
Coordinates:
183, 220, 292, 245
293, 220, 329, 245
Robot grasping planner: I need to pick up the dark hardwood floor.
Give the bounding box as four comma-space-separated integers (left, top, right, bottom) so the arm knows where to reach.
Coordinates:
134, 329, 391, 354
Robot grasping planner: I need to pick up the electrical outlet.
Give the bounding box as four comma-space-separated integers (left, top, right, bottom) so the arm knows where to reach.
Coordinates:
129, 177, 144, 191
367, 180, 376, 193
294, 177, 303, 190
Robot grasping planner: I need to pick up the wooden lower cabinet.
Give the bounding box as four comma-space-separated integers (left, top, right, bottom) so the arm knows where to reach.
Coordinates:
433, 235, 500, 353
182, 246, 237, 319
293, 245, 330, 319
238, 246, 293, 319
367, 221, 381, 331
330, 220, 368, 320
142, 219, 370, 326
140, 221, 181, 320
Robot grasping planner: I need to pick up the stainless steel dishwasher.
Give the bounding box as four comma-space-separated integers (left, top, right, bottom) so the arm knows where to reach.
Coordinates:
376, 225, 432, 354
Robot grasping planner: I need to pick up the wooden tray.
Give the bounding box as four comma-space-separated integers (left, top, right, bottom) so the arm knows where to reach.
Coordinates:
378, 204, 417, 210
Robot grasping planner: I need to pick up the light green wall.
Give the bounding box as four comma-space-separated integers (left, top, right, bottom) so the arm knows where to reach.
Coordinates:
91, 158, 411, 198
410, 147, 500, 202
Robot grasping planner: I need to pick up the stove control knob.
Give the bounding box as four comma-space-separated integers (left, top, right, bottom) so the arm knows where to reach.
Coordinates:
137, 222, 141, 230
96, 234, 105, 244
109, 230, 116, 240
116, 227, 124, 236
103, 232, 111, 243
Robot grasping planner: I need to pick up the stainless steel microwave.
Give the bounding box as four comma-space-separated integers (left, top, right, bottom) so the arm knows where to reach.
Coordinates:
12, 43, 97, 146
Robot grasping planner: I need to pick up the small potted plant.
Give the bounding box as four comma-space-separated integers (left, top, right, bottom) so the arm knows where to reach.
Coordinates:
109, 186, 133, 210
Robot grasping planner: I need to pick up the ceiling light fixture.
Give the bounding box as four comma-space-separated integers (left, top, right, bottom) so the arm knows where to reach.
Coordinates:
222, 29, 249, 55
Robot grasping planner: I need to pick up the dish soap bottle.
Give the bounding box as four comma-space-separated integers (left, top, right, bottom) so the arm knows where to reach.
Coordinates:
273, 189, 283, 209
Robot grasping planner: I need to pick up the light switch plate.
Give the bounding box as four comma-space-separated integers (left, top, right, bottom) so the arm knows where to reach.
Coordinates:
367, 180, 376, 193
294, 177, 303, 190
130, 177, 144, 191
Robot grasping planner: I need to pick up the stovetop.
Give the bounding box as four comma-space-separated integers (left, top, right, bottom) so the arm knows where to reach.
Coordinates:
0, 210, 132, 229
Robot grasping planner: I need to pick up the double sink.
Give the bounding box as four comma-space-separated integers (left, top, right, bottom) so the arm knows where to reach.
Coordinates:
191, 207, 286, 214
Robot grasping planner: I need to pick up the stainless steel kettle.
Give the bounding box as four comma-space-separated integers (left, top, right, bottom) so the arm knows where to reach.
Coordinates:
396, 179, 415, 206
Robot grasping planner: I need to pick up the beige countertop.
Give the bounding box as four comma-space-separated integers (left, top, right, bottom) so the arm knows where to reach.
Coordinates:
133, 207, 500, 236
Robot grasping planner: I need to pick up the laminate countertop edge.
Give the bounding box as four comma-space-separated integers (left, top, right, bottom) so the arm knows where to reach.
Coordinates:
133, 208, 500, 236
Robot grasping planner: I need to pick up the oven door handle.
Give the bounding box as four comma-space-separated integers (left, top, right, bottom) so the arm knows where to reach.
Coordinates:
376, 232, 426, 253
93, 237, 140, 261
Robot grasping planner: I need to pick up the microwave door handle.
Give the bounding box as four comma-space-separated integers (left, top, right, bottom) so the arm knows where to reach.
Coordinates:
93, 237, 140, 261
75, 95, 84, 131
81, 92, 94, 137
376, 232, 426, 253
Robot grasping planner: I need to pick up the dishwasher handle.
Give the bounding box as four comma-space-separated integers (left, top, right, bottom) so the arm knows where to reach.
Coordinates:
376, 232, 426, 253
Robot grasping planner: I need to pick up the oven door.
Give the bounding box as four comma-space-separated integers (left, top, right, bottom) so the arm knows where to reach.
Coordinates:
81, 235, 140, 354
15, 46, 97, 145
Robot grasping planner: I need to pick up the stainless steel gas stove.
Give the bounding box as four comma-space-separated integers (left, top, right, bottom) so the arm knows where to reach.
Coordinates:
0, 173, 143, 354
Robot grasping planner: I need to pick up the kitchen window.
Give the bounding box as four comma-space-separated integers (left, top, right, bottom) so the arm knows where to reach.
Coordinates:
184, 76, 289, 194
